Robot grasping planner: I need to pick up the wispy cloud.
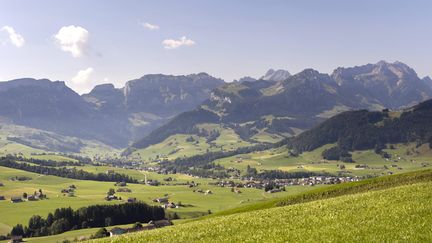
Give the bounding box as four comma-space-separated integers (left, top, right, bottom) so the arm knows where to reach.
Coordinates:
140, 22, 159, 30
1, 26, 25, 47
72, 67, 94, 84
54, 25, 89, 58
162, 36, 195, 49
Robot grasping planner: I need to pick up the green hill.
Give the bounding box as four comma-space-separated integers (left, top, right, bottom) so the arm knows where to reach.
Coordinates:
285, 98, 432, 158
98, 170, 432, 242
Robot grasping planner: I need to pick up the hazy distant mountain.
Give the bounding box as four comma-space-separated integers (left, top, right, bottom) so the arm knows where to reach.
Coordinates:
130, 61, 432, 152
0, 73, 224, 148
85, 73, 224, 142
422, 76, 432, 89
260, 69, 291, 82
235, 76, 257, 83
332, 61, 432, 109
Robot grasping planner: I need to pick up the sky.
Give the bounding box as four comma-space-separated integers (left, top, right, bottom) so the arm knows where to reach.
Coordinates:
0, 0, 431, 94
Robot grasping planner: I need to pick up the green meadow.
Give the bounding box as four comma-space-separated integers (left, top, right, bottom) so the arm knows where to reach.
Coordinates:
215, 143, 432, 176
102, 177, 432, 242
0, 166, 314, 238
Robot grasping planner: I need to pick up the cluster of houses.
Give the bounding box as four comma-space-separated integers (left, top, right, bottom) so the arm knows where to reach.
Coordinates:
192, 189, 213, 195
214, 176, 361, 190
60, 185, 77, 197
8, 191, 46, 203
152, 197, 178, 209
109, 220, 172, 237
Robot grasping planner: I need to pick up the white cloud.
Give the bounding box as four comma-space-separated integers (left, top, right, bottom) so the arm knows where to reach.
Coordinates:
54, 25, 89, 57
1, 26, 25, 47
72, 67, 94, 84
140, 22, 159, 30
162, 36, 195, 49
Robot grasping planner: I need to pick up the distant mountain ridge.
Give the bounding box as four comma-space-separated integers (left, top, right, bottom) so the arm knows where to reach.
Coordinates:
0, 73, 224, 148
130, 61, 432, 153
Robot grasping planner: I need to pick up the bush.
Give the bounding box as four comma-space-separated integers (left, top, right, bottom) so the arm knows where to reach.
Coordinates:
91, 228, 109, 239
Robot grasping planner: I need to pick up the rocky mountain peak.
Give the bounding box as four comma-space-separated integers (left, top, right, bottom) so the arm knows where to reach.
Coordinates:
261, 69, 291, 82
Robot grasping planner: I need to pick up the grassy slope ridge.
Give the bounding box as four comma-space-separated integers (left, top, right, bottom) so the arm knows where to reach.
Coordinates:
192, 168, 432, 220
100, 175, 432, 242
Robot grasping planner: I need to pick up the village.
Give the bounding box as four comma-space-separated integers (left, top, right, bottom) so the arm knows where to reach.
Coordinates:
212, 176, 361, 192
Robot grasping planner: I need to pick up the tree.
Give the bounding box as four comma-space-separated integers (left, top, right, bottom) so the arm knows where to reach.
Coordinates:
46, 213, 54, 226
374, 143, 385, 154
107, 188, 115, 196
104, 217, 112, 226
50, 219, 70, 235
11, 224, 24, 236
132, 222, 143, 230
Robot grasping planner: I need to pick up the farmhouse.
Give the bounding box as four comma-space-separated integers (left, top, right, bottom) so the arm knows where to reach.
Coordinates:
154, 197, 169, 203
109, 227, 127, 237
10, 196, 23, 203
105, 195, 118, 201
115, 181, 127, 187
127, 197, 137, 203
148, 219, 172, 228
267, 189, 281, 193
117, 188, 132, 193
10, 235, 23, 243
162, 202, 177, 209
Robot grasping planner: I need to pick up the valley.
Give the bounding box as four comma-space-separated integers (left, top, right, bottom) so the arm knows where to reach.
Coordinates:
0, 62, 431, 243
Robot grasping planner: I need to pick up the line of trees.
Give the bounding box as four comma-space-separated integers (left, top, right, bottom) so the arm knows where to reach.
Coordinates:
4, 155, 82, 167
10, 202, 165, 237
0, 158, 138, 183
249, 169, 331, 180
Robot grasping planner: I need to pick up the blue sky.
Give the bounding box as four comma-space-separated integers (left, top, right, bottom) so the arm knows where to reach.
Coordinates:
0, 0, 431, 93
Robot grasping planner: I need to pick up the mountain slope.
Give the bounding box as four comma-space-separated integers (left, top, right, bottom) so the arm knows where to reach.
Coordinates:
287, 98, 432, 154
130, 61, 432, 157
0, 73, 224, 149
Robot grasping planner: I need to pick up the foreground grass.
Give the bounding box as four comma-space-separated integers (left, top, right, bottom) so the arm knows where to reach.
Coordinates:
99, 180, 432, 242
190, 168, 432, 221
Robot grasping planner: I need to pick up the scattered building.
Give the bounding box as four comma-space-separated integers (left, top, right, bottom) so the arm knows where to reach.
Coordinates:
10, 196, 23, 203
109, 227, 127, 237
10, 235, 23, 243
149, 219, 172, 228
127, 197, 137, 203
154, 197, 169, 203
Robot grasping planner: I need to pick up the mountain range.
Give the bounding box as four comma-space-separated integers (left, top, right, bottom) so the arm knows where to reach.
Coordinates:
0, 61, 431, 155
130, 61, 432, 154
0, 73, 223, 148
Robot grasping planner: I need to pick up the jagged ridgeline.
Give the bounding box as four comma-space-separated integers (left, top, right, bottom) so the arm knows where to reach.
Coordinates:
128, 61, 432, 155
0, 73, 224, 148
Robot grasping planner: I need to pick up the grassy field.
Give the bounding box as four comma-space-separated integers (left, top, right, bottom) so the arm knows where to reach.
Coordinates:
0, 166, 311, 238
216, 143, 432, 177
0, 122, 118, 159
101, 179, 432, 242
128, 124, 254, 161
